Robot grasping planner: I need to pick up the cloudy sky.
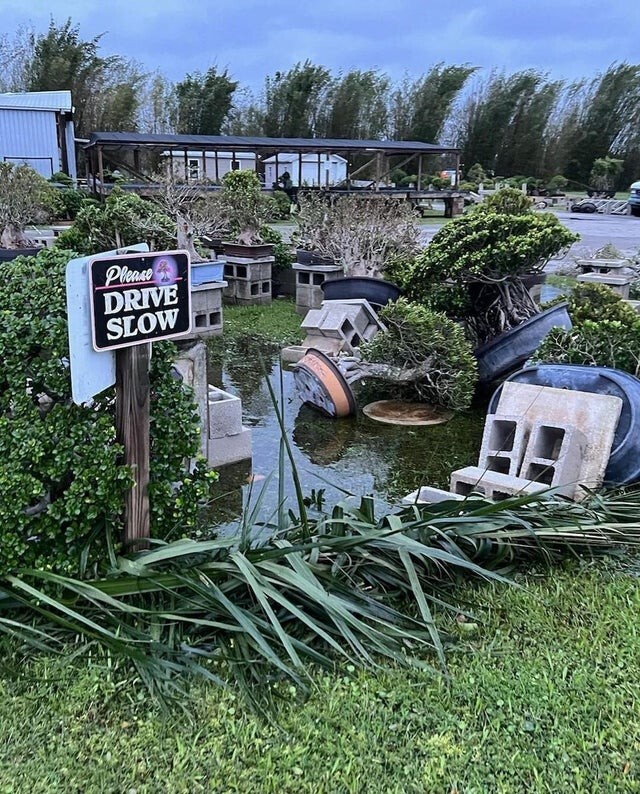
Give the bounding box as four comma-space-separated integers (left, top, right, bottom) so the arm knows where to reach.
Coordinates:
2, 0, 639, 88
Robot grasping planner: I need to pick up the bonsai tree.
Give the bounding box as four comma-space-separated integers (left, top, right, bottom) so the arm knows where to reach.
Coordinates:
589, 156, 624, 196
151, 176, 228, 262
293, 191, 419, 278
397, 188, 578, 345
56, 190, 175, 255
358, 299, 478, 410
0, 162, 59, 248
219, 170, 274, 245
533, 282, 640, 377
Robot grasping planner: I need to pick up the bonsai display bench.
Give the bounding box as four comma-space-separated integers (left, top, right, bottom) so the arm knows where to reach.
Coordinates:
223, 255, 274, 306
293, 262, 344, 314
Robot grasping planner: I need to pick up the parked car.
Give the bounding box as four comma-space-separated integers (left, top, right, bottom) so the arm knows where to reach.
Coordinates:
628, 180, 640, 217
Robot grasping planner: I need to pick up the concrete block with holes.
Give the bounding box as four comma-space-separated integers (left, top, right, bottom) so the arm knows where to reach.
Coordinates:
449, 466, 548, 500
184, 282, 225, 338
293, 262, 344, 312
402, 486, 464, 505
298, 299, 384, 354
223, 256, 273, 305
519, 420, 588, 498
478, 414, 530, 476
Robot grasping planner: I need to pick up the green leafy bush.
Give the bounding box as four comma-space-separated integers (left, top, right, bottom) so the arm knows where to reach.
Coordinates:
565, 282, 639, 325
270, 189, 292, 220
359, 299, 477, 410
0, 248, 210, 577
55, 190, 174, 255
533, 320, 640, 377
259, 225, 293, 276
398, 206, 578, 344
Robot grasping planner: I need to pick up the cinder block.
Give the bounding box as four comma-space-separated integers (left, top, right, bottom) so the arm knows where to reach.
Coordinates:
478, 414, 530, 476
293, 263, 344, 311
300, 335, 344, 356
173, 341, 209, 458
208, 386, 243, 438
576, 272, 633, 299
450, 466, 548, 500
185, 282, 225, 338
402, 486, 464, 505
495, 383, 622, 494
519, 421, 588, 498
207, 427, 252, 468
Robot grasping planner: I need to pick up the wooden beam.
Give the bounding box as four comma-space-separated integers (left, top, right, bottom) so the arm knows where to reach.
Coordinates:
116, 343, 151, 550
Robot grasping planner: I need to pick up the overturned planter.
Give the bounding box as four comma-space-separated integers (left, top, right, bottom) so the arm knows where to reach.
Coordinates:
475, 302, 572, 383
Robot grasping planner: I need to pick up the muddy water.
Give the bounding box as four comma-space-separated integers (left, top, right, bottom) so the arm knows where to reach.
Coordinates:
204, 340, 485, 529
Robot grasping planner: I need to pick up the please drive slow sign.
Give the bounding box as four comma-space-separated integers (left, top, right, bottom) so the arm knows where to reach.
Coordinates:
89, 250, 191, 351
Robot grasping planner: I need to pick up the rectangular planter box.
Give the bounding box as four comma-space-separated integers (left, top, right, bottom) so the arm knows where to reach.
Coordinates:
191, 260, 225, 285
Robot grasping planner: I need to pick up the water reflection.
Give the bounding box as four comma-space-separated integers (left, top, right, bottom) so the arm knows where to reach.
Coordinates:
205, 342, 485, 530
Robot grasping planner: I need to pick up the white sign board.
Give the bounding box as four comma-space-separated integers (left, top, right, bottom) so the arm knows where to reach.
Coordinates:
66, 243, 149, 405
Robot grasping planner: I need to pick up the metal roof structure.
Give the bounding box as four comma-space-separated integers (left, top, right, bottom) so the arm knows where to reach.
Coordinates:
0, 90, 73, 112
85, 131, 459, 156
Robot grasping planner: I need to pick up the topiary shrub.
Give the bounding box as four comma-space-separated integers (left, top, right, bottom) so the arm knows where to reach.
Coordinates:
359, 299, 478, 410
400, 205, 578, 345
0, 248, 210, 577
532, 320, 640, 377
564, 282, 639, 325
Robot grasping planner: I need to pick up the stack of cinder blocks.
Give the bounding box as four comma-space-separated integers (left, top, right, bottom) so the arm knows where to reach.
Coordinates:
282, 299, 384, 362
186, 282, 225, 338
223, 256, 273, 306
207, 386, 252, 468
449, 414, 587, 500
293, 262, 344, 314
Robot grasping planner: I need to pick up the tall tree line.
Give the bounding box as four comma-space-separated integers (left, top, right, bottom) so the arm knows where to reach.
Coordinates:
1, 19, 639, 188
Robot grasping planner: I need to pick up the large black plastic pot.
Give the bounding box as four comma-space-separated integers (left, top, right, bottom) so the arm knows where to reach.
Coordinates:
320, 276, 401, 308
474, 302, 571, 383
488, 364, 640, 485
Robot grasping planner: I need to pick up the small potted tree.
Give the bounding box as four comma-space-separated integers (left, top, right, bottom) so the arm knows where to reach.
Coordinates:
219, 170, 275, 259
0, 163, 59, 261
292, 191, 418, 310
396, 188, 578, 381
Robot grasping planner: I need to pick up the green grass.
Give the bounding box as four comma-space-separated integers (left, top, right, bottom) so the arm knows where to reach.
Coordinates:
1, 562, 639, 793
218, 298, 303, 346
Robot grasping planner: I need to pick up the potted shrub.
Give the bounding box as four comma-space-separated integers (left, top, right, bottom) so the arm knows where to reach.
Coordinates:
293, 191, 419, 279
0, 162, 59, 260
391, 188, 578, 381
219, 170, 275, 259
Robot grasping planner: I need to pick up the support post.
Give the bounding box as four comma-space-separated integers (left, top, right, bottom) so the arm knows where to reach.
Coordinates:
116, 343, 151, 550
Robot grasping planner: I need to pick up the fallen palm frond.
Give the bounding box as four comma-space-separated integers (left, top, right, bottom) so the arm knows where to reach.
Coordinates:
1, 486, 640, 709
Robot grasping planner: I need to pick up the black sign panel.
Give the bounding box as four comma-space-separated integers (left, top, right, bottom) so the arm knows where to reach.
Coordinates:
89, 251, 191, 351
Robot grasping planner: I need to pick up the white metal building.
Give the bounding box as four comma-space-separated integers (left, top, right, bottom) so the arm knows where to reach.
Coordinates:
0, 90, 76, 180
162, 150, 256, 182
263, 152, 347, 187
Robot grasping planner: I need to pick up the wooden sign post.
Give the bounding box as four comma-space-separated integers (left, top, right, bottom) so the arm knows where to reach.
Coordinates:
88, 250, 191, 548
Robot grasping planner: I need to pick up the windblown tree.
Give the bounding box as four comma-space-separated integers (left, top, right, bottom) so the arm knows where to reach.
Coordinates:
175, 67, 238, 135
390, 64, 476, 143
321, 69, 389, 139
564, 63, 640, 187
23, 18, 144, 136
263, 60, 332, 137
456, 70, 559, 177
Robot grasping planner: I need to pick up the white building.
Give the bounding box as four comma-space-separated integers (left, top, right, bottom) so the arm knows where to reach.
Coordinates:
0, 90, 76, 180
263, 152, 347, 188
162, 150, 256, 182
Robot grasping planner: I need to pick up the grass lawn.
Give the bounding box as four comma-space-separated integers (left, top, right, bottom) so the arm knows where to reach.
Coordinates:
1, 562, 639, 793
3, 297, 640, 793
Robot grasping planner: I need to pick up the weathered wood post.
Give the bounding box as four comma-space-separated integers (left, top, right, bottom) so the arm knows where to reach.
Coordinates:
116, 343, 151, 548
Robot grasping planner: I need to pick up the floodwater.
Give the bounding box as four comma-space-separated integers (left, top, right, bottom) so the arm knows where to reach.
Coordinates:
204, 338, 485, 529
